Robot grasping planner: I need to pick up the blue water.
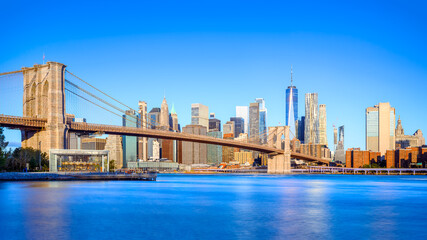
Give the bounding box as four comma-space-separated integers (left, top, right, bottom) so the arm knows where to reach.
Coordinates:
0, 174, 426, 240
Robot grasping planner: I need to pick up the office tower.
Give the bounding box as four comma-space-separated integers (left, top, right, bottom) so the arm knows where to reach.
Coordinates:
223, 121, 235, 135
152, 140, 160, 160
366, 102, 395, 155
297, 116, 305, 143
334, 125, 345, 163
148, 107, 160, 129
334, 127, 338, 145
122, 110, 138, 168
304, 93, 319, 144
182, 125, 207, 164
339, 125, 344, 144
249, 102, 260, 143
236, 106, 249, 134
207, 131, 223, 165
209, 113, 221, 132
285, 68, 298, 135
105, 135, 123, 169
147, 107, 160, 159
138, 101, 148, 161
395, 116, 425, 148
159, 97, 169, 130
81, 138, 106, 150
318, 104, 327, 146
191, 103, 209, 129
230, 117, 244, 138
255, 98, 267, 144
170, 104, 179, 132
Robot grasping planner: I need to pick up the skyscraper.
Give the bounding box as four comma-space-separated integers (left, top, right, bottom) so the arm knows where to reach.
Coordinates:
297, 116, 305, 143
304, 93, 319, 144
285, 68, 298, 135
159, 97, 169, 130
191, 103, 209, 129
249, 102, 260, 143
318, 104, 327, 146
236, 106, 249, 134
339, 125, 344, 145
230, 117, 244, 138
138, 101, 148, 161
182, 125, 207, 164
255, 98, 267, 144
366, 102, 395, 155
209, 113, 221, 132
122, 110, 137, 168
147, 107, 160, 158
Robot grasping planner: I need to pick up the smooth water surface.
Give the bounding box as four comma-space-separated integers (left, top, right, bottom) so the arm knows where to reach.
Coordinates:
0, 174, 426, 240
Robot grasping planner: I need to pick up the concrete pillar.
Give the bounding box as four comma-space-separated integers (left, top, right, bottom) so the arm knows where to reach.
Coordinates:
101, 155, 105, 172
267, 126, 291, 174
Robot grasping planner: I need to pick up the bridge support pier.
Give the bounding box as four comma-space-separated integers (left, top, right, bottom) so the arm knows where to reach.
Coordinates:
21, 62, 67, 153
267, 126, 291, 174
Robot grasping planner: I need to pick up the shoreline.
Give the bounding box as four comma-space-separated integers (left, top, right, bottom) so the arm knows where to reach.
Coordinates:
0, 172, 157, 181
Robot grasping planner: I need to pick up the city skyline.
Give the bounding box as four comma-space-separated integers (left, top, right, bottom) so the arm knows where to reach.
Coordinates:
1, 0, 426, 150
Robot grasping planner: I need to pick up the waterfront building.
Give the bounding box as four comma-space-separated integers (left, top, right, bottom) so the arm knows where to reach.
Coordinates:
249, 102, 260, 143
318, 104, 327, 146
105, 135, 123, 169
230, 117, 244, 138
234, 151, 254, 165
256, 98, 267, 144
191, 103, 209, 129
122, 110, 138, 168
182, 125, 207, 164
285, 68, 298, 135
395, 116, 425, 149
222, 133, 235, 162
366, 102, 395, 155
209, 113, 221, 132
236, 106, 249, 134
304, 93, 319, 144
207, 131, 223, 165
334, 142, 345, 164
385, 146, 427, 168
345, 148, 381, 168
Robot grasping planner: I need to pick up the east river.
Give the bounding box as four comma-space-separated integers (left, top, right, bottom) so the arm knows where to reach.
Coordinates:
0, 174, 426, 240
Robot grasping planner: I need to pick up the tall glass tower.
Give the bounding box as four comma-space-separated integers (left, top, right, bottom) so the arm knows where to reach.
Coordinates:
285, 67, 298, 136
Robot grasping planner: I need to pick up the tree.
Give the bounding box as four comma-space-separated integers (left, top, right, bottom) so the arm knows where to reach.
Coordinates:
0, 127, 9, 170
109, 160, 116, 172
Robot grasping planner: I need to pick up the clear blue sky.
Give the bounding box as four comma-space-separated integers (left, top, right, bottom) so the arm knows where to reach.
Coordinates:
1, 0, 426, 150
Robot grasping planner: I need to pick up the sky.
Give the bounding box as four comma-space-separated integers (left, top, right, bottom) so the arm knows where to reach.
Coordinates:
1, 0, 426, 150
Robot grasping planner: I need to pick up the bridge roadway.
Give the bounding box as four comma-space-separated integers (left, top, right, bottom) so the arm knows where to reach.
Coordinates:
0, 115, 330, 164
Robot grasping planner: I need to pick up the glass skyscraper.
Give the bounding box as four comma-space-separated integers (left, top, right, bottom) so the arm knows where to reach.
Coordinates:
255, 98, 267, 144
122, 110, 138, 168
286, 86, 298, 127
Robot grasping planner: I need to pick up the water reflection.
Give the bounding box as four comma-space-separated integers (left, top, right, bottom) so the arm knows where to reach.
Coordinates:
0, 175, 426, 240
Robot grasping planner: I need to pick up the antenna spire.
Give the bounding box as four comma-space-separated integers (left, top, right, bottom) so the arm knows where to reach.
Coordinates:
290, 65, 293, 87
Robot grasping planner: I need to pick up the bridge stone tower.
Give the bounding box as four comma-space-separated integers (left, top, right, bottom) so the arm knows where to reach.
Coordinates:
21, 62, 67, 153
267, 126, 291, 174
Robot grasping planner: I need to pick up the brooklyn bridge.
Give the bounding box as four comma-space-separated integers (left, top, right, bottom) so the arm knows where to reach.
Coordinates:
0, 62, 330, 174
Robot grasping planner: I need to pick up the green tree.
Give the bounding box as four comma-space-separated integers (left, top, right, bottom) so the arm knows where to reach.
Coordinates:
0, 127, 9, 170
109, 160, 116, 172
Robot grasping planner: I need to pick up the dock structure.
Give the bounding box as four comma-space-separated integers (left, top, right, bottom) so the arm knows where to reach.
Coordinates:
0, 172, 157, 181
306, 166, 427, 175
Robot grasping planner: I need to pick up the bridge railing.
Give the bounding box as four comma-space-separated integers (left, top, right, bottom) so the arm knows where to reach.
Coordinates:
0, 114, 47, 127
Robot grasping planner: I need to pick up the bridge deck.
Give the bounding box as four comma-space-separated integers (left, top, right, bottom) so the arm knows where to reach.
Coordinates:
0, 115, 330, 164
